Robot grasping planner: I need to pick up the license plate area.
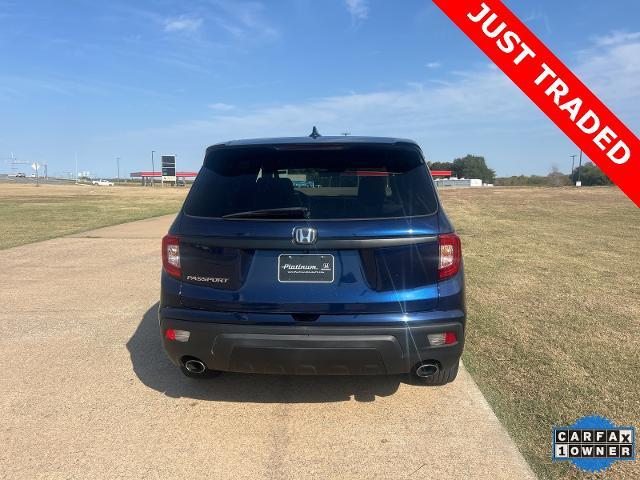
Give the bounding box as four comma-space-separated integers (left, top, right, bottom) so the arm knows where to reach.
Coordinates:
278, 254, 334, 283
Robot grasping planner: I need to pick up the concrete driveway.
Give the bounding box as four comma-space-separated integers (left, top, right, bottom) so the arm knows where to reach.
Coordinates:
0, 215, 536, 479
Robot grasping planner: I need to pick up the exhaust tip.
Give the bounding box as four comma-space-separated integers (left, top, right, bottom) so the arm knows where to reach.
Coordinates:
415, 362, 439, 378
184, 359, 206, 374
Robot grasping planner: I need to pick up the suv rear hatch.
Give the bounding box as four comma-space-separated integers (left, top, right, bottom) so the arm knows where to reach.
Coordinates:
177, 142, 441, 314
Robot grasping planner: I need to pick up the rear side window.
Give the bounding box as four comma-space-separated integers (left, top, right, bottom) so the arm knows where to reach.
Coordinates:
184, 144, 438, 219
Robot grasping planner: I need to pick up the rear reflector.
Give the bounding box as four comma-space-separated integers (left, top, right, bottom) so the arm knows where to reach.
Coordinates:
162, 234, 181, 278
427, 332, 457, 346
438, 233, 461, 280
165, 329, 190, 342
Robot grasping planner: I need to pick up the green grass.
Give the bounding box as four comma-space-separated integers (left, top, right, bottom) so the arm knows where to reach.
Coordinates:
439, 186, 639, 480
0, 184, 187, 249
3, 182, 638, 478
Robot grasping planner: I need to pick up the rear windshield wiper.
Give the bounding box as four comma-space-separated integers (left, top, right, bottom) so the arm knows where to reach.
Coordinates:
222, 206, 310, 219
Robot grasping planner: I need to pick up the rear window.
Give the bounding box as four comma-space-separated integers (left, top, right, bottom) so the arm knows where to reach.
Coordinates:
183, 144, 438, 219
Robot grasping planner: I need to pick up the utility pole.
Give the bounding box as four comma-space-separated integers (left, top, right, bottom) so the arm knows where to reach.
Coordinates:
151, 150, 156, 187
570, 154, 577, 184
577, 150, 583, 186
75, 152, 78, 184
117, 157, 120, 182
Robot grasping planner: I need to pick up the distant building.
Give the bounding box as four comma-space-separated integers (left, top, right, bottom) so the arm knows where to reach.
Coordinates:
130, 171, 198, 186
434, 178, 485, 188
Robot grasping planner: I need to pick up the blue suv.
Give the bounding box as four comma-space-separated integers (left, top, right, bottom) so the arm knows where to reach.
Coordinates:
159, 132, 465, 385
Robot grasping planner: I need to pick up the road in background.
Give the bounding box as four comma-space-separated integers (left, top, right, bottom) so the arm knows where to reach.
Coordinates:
0, 215, 535, 479
0, 174, 76, 185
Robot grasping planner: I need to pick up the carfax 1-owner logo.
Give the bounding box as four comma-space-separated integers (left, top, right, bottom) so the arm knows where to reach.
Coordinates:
553, 416, 636, 473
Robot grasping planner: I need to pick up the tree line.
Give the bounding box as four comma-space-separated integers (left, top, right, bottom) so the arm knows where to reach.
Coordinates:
495, 162, 612, 187
428, 154, 612, 187
428, 155, 496, 184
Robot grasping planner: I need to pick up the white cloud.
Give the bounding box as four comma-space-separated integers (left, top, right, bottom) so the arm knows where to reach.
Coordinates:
577, 32, 640, 114
164, 15, 203, 33
208, 102, 236, 111
523, 10, 551, 34
109, 30, 639, 175
124, 65, 526, 145
345, 0, 369, 21
210, 0, 279, 39
111, 2, 277, 41
425, 62, 441, 69
593, 31, 640, 47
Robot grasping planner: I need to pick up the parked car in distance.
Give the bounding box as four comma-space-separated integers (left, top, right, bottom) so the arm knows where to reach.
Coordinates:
30, 173, 36, 178
15, 172, 26, 178
92, 179, 114, 186
160, 131, 465, 385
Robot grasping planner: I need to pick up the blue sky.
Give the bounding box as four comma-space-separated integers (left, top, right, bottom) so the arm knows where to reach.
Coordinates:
1, 0, 639, 178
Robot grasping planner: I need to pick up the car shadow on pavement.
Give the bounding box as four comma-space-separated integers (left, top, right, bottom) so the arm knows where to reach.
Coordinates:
127, 303, 402, 403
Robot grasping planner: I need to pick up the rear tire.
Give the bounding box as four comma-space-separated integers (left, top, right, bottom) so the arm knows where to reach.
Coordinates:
179, 366, 222, 379
411, 362, 459, 386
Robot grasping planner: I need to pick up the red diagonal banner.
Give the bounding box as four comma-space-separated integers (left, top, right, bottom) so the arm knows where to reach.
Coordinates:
432, 0, 640, 207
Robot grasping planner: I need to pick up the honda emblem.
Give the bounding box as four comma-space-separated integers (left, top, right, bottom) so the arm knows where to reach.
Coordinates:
293, 227, 317, 245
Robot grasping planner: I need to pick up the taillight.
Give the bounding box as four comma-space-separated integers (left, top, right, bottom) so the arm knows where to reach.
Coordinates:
165, 329, 190, 342
162, 234, 181, 278
438, 233, 461, 280
427, 332, 458, 346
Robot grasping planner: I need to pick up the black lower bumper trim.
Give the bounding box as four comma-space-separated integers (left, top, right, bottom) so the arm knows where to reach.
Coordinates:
160, 314, 464, 375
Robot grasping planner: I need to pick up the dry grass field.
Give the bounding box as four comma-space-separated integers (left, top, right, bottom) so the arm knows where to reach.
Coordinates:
1, 182, 637, 478
439, 187, 639, 479
0, 183, 187, 249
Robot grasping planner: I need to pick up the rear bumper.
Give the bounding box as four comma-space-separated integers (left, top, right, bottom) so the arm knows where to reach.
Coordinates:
159, 309, 465, 375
